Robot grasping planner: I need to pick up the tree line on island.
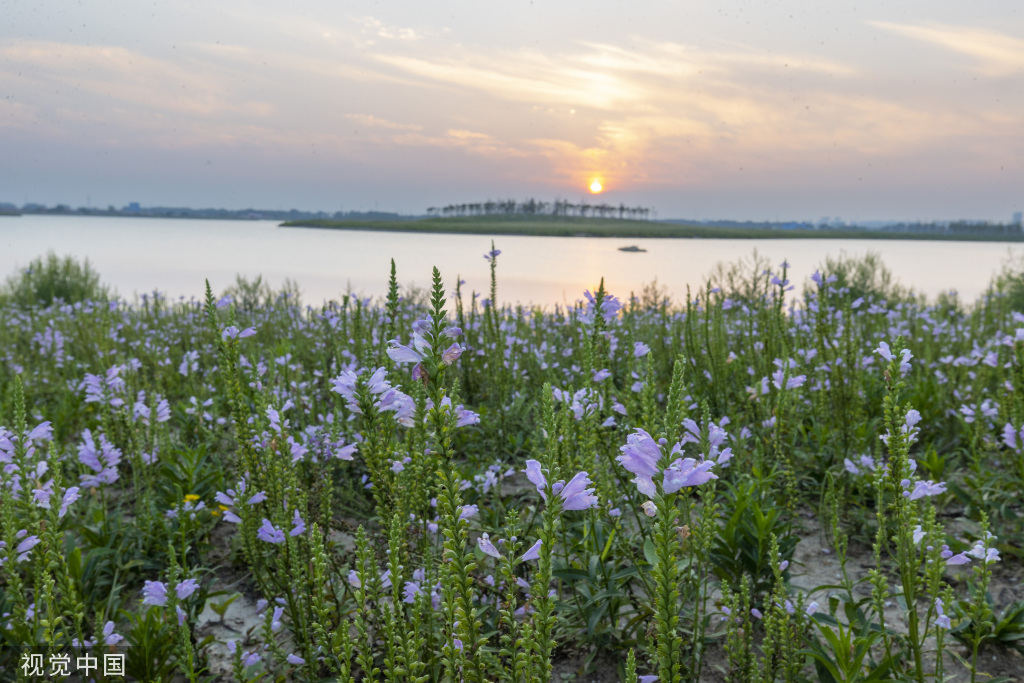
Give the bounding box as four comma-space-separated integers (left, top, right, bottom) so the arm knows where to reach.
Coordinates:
426, 199, 654, 220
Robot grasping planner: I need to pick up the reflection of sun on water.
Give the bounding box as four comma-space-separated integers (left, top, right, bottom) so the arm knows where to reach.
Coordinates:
589, 179, 603, 194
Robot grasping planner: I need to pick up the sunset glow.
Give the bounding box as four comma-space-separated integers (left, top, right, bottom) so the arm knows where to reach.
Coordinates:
1, 2, 1021, 220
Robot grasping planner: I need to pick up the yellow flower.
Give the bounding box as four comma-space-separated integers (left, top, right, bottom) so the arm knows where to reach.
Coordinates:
184, 494, 200, 502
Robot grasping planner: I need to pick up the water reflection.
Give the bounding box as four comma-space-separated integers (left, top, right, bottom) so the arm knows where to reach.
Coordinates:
0, 215, 1018, 306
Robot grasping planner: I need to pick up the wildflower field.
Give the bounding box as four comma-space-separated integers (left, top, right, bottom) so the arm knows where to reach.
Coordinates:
3, 249, 1024, 682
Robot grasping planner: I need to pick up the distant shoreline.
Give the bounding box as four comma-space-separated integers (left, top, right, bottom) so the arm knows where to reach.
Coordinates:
281, 217, 1024, 243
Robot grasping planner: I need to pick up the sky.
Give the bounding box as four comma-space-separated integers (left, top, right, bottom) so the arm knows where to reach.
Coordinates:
1, 0, 1023, 222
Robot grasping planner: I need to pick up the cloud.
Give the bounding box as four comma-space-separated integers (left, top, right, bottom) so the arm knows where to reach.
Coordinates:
367, 36, 1012, 190
2, 17, 1020, 207
871, 22, 1024, 77
354, 16, 427, 42
344, 114, 422, 130
0, 40, 275, 130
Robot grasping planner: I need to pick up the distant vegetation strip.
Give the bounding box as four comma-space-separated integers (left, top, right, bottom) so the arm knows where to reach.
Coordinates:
282, 216, 1024, 242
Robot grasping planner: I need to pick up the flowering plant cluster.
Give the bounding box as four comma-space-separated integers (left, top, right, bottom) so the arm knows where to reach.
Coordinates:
1, 252, 1021, 682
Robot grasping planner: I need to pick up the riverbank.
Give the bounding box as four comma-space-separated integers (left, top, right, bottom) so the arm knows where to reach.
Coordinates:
281, 216, 1024, 242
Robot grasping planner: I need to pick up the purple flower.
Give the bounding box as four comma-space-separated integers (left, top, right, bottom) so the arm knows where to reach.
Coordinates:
290, 509, 306, 536
387, 326, 431, 365
771, 369, 806, 391
32, 480, 54, 508
577, 289, 623, 325
478, 533, 502, 559
945, 552, 970, 566
521, 461, 598, 510
77, 429, 123, 487
559, 471, 599, 510
13, 534, 41, 562
155, 398, 170, 423
908, 480, 946, 500
1003, 422, 1022, 452
633, 341, 650, 358
176, 579, 199, 600
142, 581, 168, 606
220, 325, 256, 340
55, 486, 79, 518
100, 620, 124, 645
523, 460, 549, 501
457, 504, 478, 521
617, 429, 663, 496
662, 457, 718, 492
967, 536, 1001, 564
519, 539, 542, 562
287, 653, 305, 665
875, 341, 913, 374
257, 518, 286, 544
484, 248, 501, 261
935, 598, 951, 629
441, 343, 463, 366
403, 581, 421, 603
27, 422, 53, 442
454, 404, 480, 427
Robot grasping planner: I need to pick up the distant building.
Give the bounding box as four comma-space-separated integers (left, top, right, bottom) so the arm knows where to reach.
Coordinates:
1013, 211, 1022, 226
125, 202, 141, 212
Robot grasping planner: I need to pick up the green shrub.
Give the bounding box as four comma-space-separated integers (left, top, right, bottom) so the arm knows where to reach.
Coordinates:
3, 251, 108, 307
222, 274, 272, 312
992, 249, 1024, 312
817, 250, 913, 303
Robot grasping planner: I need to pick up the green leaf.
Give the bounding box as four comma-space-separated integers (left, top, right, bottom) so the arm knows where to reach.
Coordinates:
643, 539, 658, 566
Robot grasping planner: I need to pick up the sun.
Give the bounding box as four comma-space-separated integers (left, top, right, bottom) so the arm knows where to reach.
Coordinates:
589, 179, 603, 194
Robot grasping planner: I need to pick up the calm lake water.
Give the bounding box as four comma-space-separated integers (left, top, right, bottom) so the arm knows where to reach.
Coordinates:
1, 215, 1020, 307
